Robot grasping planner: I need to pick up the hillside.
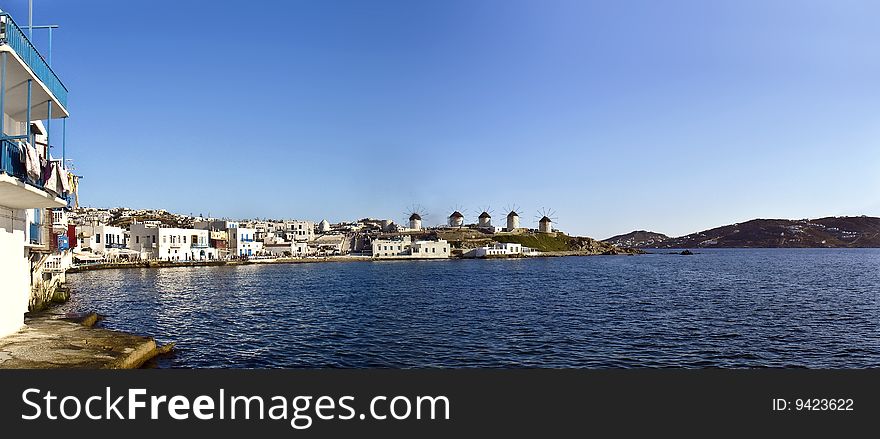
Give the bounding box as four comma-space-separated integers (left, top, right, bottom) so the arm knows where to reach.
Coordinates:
491, 232, 638, 254
603, 230, 669, 248
607, 216, 880, 248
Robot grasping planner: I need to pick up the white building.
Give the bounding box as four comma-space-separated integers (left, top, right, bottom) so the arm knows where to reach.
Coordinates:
129, 223, 217, 261
283, 220, 314, 242
228, 226, 263, 257
371, 236, 450, 259
264, 241, 310, 257
0, 10, 73, 337
318, 219, 331, 233
79, 224, 127, 253
472, 242, 539, 258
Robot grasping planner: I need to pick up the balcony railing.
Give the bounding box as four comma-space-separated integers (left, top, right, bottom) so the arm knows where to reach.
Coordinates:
0, 13, 68, 107
191, 242, 209, 248
29, 222, 42, 245
1, 139, 43, 189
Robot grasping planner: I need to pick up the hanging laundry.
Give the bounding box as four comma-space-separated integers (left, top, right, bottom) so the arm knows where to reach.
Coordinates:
71, 175, 79, 208
59, 166, 71, 193
22, 141, 41, 182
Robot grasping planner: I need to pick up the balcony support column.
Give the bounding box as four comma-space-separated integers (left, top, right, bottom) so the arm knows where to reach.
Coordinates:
46, 100, 51, 158
0, 51, 5, 136
26, 79, 32, 147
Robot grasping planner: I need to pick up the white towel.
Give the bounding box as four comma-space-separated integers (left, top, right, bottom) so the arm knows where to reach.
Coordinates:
23, 142, 41, 181
59, 166, 71, 193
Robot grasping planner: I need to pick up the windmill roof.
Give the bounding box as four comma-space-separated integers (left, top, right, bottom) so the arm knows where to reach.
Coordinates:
479, 212, 491, 219
409, 213, 422, 221
539, 216, 552, 223
450, 211, 464, 218
507, 211, 519, 217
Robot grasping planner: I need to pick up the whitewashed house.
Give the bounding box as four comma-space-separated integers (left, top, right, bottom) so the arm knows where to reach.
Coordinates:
229, 226, 263, 257
129, 223, 216, 261
371, 236, 450, 259
79, 224, 127, 253
472, 242, 539, 258
0, 10, 73, 337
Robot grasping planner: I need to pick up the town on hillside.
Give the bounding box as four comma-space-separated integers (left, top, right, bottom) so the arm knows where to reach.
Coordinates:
60, 206, 565, 266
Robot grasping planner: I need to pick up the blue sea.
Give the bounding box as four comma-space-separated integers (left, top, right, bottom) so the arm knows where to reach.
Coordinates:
59, 249, 880, 368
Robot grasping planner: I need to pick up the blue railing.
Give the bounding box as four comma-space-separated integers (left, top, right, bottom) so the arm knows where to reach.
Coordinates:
1, 139, 44, 189
0, 13, 68, 108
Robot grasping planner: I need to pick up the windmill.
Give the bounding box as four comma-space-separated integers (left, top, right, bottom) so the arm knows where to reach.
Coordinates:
447, 205, 467, 228
404, 204, 427, 230
535, 208, 558, 233
504, 204, 522, 232
476, 205, 494, 228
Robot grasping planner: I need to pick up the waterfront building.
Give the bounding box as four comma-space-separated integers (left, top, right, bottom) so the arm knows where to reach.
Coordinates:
0, 11, 73, 337
78, 224, 127, 254
228, 226, 262, 257
129, 223, 216, 261
472, 242, 539, 258
371, 236, 450, 259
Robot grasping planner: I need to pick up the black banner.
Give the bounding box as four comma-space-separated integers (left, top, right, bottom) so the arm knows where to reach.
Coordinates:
0, 370, 876, 436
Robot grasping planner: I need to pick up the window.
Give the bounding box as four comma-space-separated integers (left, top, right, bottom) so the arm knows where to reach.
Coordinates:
184, 236, 187, 243
95, 234, 101, 243
443, 248, 447, 252
432, 248, 436, 253
136, 236, 140, 244
163, 237, 167, 243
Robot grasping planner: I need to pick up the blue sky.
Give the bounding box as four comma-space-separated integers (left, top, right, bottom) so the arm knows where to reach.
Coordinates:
4, 0, 879, 238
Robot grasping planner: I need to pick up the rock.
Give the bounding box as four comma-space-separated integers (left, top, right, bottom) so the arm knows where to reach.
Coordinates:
680, 249, 694, 255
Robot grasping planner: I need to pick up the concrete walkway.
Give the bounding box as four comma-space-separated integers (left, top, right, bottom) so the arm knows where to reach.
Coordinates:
0, 313, 163, 369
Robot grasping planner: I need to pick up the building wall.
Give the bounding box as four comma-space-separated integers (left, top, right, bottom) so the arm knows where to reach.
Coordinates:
0, 206, 30, 337
129, 223, 159, 259
80, 225, 126, 253
372, 237, 411, 258
285, 221, 314, 242
229, 227, 263, 257
411, 240, 451, 258
372, 237, 450, 259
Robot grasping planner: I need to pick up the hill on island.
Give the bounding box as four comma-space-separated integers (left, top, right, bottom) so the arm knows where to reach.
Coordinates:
603, 230, 670, 248
603, 216, 880, 248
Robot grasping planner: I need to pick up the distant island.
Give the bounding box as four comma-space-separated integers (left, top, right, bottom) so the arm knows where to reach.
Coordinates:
603, 216, 880, 248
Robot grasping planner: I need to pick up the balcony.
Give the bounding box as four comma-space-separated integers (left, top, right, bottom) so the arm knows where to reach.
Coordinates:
0, 139, 66, 208
0, 13, 67, 112
191, 242, 209, 248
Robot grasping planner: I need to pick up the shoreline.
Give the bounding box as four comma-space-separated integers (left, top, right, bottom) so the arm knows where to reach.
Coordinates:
66, 250, 640, 273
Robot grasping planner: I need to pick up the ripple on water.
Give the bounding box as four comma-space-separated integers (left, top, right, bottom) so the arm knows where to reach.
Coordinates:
57, 249, 880, 368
